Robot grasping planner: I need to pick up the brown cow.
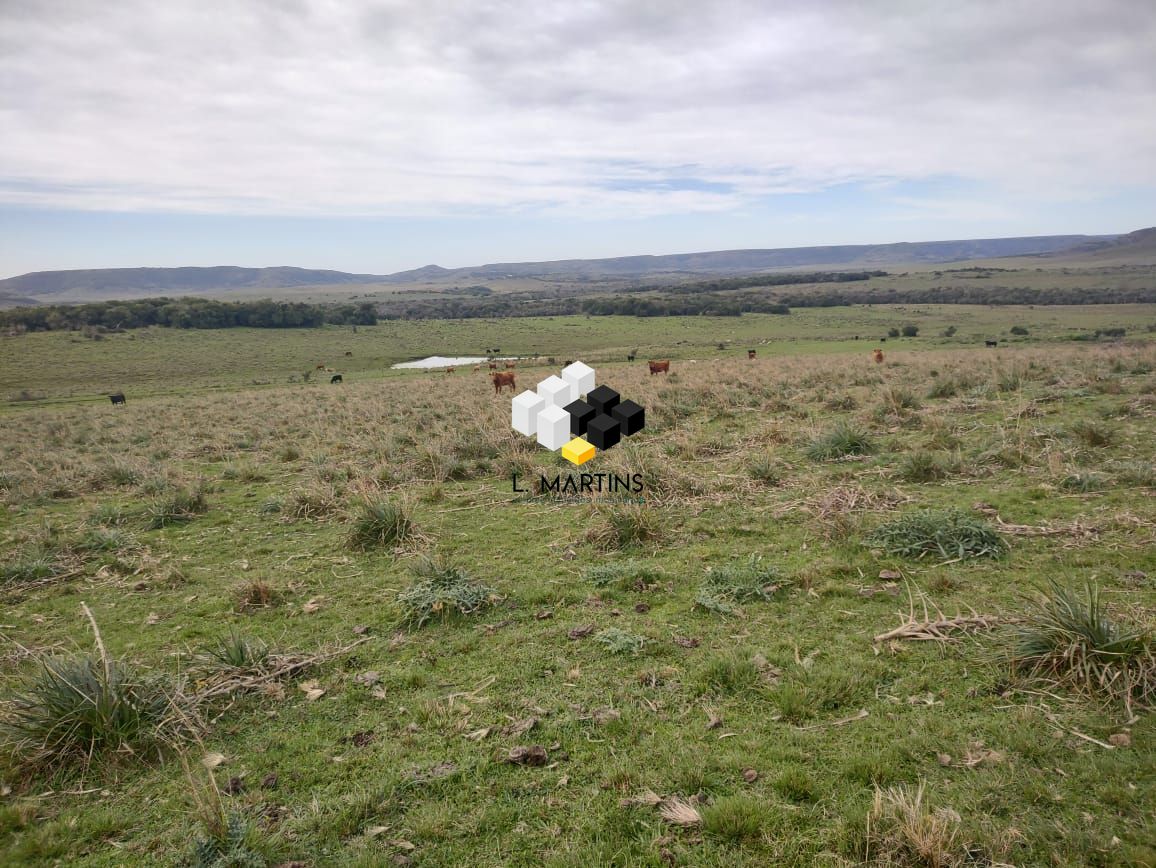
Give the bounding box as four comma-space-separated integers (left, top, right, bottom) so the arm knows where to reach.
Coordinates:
488, 362, 498, 370
873, 349, 884, 364
491, 372, 516, 394
648, 360, 670, 375
473, 365, 481, 372
316, 363, 326, 370
504, 361, 516, 370
747, 349, 756, 360
445, 366, 456, 374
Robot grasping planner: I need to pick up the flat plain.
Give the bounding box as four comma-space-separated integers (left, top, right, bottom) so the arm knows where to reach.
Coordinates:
1, 305, 1154, 866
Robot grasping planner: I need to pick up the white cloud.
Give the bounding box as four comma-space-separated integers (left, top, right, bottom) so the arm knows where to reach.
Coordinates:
1, 0, 1153, 216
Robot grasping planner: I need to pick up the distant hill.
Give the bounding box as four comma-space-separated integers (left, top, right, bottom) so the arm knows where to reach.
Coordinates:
1047, 227, 1156, 264
384, 234, 1114, 282
0, 231, 1133, 307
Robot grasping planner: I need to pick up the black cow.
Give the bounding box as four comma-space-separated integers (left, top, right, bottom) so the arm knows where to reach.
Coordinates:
564, 360, 574, 366
109, 392, 126, 405
330, 374, 343, 384
985, 340, 998, 348
627, 354, 635, 361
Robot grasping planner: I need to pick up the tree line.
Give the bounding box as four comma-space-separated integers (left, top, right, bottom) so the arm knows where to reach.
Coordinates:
0, 297, 378, 332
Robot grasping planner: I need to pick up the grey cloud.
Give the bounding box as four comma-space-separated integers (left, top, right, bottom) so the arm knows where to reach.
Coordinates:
1, 0, 1153, 215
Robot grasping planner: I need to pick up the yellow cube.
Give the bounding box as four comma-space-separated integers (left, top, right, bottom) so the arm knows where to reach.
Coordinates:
561, 437, 595, 466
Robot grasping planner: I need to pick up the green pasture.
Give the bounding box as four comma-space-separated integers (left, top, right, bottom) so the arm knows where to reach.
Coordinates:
0, 318, 1153, 866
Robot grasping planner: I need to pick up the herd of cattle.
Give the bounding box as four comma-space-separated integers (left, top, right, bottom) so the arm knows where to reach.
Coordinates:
103, 340, 1009, 404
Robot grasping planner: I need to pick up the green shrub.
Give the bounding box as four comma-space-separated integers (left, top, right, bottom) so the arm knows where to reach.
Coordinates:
396, 559, 498, 628
867, 509, 1006, 560
202, 631, 270, 674
593, 628, 646, 655
1010, 326, 1029, 336
694, 652, 761, 695
1069, 420, 1116, 447
901, 325, 918, 337
581, 560, 665, 591
695, 555, 786, 614
585, 504, 661, 551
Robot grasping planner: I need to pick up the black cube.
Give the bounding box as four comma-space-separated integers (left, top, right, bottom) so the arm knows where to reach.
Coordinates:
564, 399, 596, 436
587, 385, 620, 416
611, 399, 645, 436
585, 414, 621, 450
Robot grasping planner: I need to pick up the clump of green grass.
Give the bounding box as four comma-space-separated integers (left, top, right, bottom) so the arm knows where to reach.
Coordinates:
187, 812, 269, 868
396, 559, 498, 628
585, 504, 662, 551
1058, 471, 1107, 492
694, 652, 761, 695
867, 509, 1006, 561
147, 486, 209, 529
201, 631, 270, 674
581, 560, 665, 591
695, 555, 786, 614
347, 498, 422, 551
85, 503, 131, 527
1069, 419, 1116, 447
1111, 461, 1156, 488
1006, 580, 1154, 710
0, 655, 187, 775
897, 450, 956, 483
0, 550, 60, 586
748, 452, 783, 485
72, 527, 133, 553
806, 422, 874, 460
879, 387, 921, 414
593, 628, 646, 655
701, 795, 771, 843
773, 768, 818, 803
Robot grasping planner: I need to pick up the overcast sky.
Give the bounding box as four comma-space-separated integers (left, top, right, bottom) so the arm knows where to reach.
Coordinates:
1, 0, 1154, 276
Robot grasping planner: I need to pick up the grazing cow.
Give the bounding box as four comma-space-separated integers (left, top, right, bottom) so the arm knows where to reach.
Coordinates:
316, 363, 326, 369
330, 374, 342, 384
985, 340, 998, 347
473, 365, 481, 372
504, 361, 516, 369
445, 366, 456, 374
747, 349, 756, 359
648, 360, 670, 376
488, 362, 498, 370
491, 372, 516, 394
873, 349, 884, 364
344, 351, 352, 357
627, 354, 635, 362
109, 392, 126, 406
564, 360, 573, 366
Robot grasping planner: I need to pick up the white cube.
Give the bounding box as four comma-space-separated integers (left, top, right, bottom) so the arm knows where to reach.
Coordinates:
511, 390, 545, 436
537, 374, 576, 408
536, 404, 571, 451
561, 361, 595, 397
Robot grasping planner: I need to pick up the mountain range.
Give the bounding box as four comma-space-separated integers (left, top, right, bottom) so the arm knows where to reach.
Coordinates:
2, 228, 1153, 308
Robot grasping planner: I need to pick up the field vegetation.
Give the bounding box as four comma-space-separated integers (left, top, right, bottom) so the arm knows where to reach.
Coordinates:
0, 313, 1153, 865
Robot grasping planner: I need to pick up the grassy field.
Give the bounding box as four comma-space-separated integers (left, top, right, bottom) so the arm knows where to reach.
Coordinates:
2, 303, 1151, 403
1, 313, 1154, 866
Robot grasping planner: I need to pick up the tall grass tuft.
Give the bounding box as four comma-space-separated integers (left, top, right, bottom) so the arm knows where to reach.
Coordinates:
396, 558, 498, 628
347, 498, 421, 550
1006, 580, 1154, 710
0, 655, 188, 775
806, 422, 874, 460
585, 504, 662, 551
867, 509, 1006, 561
147, 486, 209, 529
